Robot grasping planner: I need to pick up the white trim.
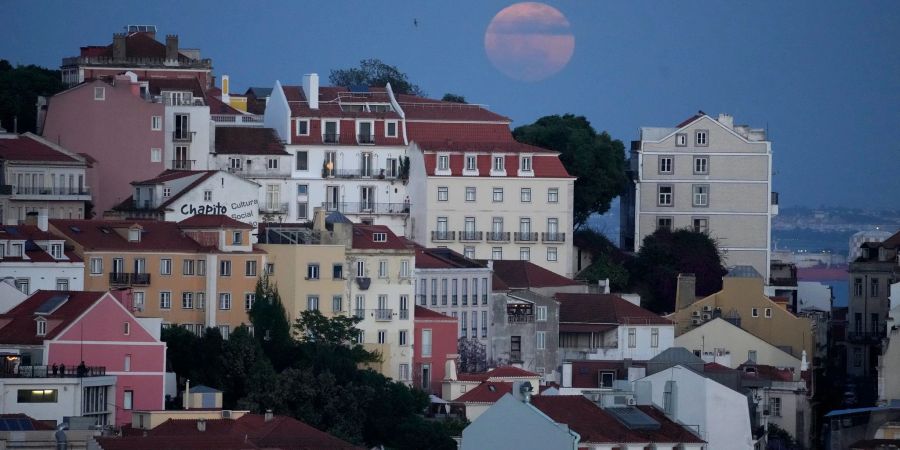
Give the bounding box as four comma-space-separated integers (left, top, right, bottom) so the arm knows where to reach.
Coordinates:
52, 340, 167, 347
638, 179, 768, 184
639, 211, 768, 216
639, 151, 769, 156
642, 115, 761, 146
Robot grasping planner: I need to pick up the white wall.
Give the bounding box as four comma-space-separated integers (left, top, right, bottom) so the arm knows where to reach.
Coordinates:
161, 172, 261, 227
578, 325, 674, 361
0, 262, 84, 294
0, 376, 116, 425
263, 81, 291, 142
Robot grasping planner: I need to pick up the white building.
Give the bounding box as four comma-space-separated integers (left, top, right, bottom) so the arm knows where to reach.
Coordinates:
0, 131, 91, 225
622, 112, 777, 280
636, 364, 754, 450
556, 293, 674, 361
0, 221, 84, 295
0, 373, 116, 426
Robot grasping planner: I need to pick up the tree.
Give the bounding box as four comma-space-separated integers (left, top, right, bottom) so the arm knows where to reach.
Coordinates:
248, 276, 293, 369
329, 59, 424, 96
0, 60, 64, 133
574, 228, 630, 291
293, 310, 380, 370
441, 93, 466, 103
512, 114, 628, 228
628, 229, 727, 313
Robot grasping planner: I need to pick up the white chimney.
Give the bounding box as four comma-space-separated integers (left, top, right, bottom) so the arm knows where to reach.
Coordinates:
264, 409, 274, 422
37, 211, 48, 231
196, 419, 206, 432
717, 113, 734, 129
562, 362, 572, 388
183, 379, 190, 409
302, 73, 319, 110
221, 75, 231, 104
445, 359, 457, 381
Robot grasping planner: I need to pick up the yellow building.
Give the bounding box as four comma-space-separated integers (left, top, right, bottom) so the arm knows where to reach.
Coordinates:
49, 215, 266, 335
668, 267, 814, 359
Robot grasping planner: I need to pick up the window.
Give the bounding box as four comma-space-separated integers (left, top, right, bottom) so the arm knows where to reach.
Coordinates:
676, 133, 687, 146
465, 155, 477, 171
493, 155, 505, 171
441, 278, 448, 305
377, 330, 387, 344
94, 87, 105, 100
482, 278, 488, 304
372, 232, 387, 242
600, 372, 615, 388
385, 121, 398, 137
160, 292, 172, 309
464, 246, 475, 259
520, 188, 532, 202
295, 151, 308, 170
651, 328, 659, 348
219, 293, 232, 310
548, 188, 559, 203
200, 190, 212, 202
229, 157, 243, 170
694, 156, 709, 174
520, 155, 533, 171
307, 296, 319, 311
267, 158, 279, 169
854, 347, 862, 367
198, 260, 207, 276
123, 390, 133, 410
536, 331, 546, 350
399, 330, 408, 346
751, 307, 759, 317
461, 312, 467, 337
378, 260, 388, 278
18, 389, 58, 403
695, 130, 708, 146
56, 278, 69, 290
769, 397, 782, 417
160, 259, 172, 275
657, 217, 673, 231
536, 306, 548, 321
658, 185, 673, 206
492, 187, 504, 202
356, 260, 365, 277
323, 120, 339, 142
151, 148, 161, 162
265, 263, 274, 275
658, 156, 673, 174
297, 201, 308, 220
438, 155, 449, 171
482, 311, 488, 337
307, 264, 320, 280
295, 119, 309, 136
36, 319, 46, 336
220, 260, 231, 276
245, 260, 257, 276
14, 278, 29, 295
182, 292, 193, 309
151, 116, 162, 130
331, 295, 342, 312
764, 308, 772, 318
163, 187, 171, 197
196, 292, 206, 310
519, 247, 531, 261
465, 187, 476, 201
231, 231, 243, 245
245, 293, 255, 311
628, 328, 636, 348
692, 184, 709, 207
547, 247, 558, 261
492, 247, 502, 260
437, 186, 448, 201
399, 363, 410, 381
400, 259, 410, 278
422, 329, 432, 356
693, 217, 709, 233
871, 278, 880, 297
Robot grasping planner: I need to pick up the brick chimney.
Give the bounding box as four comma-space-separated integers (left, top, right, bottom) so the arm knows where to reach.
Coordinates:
165, 35, 179, 62
113, 33, 126, 61
674, 273, 697, 311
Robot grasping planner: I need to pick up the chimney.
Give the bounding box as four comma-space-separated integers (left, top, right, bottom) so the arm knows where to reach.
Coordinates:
675, 273, 697, 311
183, 379, 191, 409
165, 35, 179, 62
717, 113, 734, 129
302, 73, 319, 110
25, 211, 38, 227
113, 33, 126, 61
561, 362, 572, 388
196, 419, 206, 432
445, 359, 458, 381
264, 409, 274, 422
312, 207, 327, 231
221, 75, 230, 104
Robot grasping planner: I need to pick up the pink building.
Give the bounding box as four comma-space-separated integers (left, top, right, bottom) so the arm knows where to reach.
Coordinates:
0, 290, 166, 427
413, 306, 457, 395
42, 75, 165, 214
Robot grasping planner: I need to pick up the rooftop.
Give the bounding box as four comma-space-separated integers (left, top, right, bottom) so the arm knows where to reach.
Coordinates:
0, 132, 83, 163
414, 305, 455, 321
351, 224, 410, 251
49, 218, 242, 253
0, 291, 106, 345
415, 247, 486, 270
486, 260, 582, 290
214, 127, 288, 156
555, 293, 672, 326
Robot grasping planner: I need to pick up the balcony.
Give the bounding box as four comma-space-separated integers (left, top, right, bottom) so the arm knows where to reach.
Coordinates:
847, 331, 886, 344
510, 351, 522, 362
399, 309, 409, 320
416, 294, 427, 305
357, 134, 375, 144
322, 202, 409, 215
5, 365, 107, 378
109, 272, 151, 286
375, 309, 393, 321
514, 232, 538, 242
353, 309, 365, 319
211, 114, 264, 127
486, 231, 510, 242
458, 231, 483, 242
432, 231, 455, 242
131, 273, 151, 286
171, 159, 196, 170
542, 232, 566, 243
172, 131, 195, 142
508, 314, 534, 323
8, 186, 91, 199
259, 202, 289, 214
323, 133, 340, 144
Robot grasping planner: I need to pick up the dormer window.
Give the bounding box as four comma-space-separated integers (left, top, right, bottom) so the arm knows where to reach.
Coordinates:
435, 154, 451, 176
465, 155, 478, 172
295, 119, 309, 136
491, 155, 507, 176
9, 243, 22, 257
232, 231, 242, 245
323, 121, 339, 144
493, 156, 504, 171
520, 156, 532, 172
94, 87, 105, 101
373, 232, 387, 243
385, 121, 398, 138
36, 318, 46, 336
50, 244, 63, 259
357, 121, 374, 144
162, 187, 171, 198
128, 228, 141, 242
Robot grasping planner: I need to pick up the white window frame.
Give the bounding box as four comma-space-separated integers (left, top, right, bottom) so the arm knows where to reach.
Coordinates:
695, 129, 708, 146
520, 188, 532, 203
536, 331, 546, 350
547, 247, 558, 261
218, 293, 232, 310
548, 188, 559, 203
150, 148, 161, 163
675, 133, 687, 147
692, 184, 709, 207
536, 306, 548, 321
465, 187, 476, 202
94, 87, 105, 100
151, 115, 162, 130
658, 156, 673, 174
160, 258, 172, 275
464, 154, 478, 174
658, 185, 673, 206
384, 120, 398, 138
492, 187, 504, 202
437, 186, 448, 202
295, 119, 310, 136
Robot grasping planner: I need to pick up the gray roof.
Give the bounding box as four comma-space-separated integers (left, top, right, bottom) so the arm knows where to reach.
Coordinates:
646, 347, 705, 376
726, 265, 762, 279
189, 385, 221, 394
246, 87, 273, 98
325, 211, 353, 224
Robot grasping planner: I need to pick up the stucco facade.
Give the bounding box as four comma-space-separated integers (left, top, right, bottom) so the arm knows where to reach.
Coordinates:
676, 318, 802, 371
490, 290, 560, 381
413, 306, 457, 394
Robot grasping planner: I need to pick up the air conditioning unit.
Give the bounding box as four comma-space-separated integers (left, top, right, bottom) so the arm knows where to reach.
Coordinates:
692, 318, 701, 325
691, 311, 701, 317
702, 305, 712, 312
627, 398, 637, 406
222, 410, 232, 419
702, 314, 711, 320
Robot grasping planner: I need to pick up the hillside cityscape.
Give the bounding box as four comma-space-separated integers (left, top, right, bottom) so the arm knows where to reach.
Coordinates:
0, 3, 899, 450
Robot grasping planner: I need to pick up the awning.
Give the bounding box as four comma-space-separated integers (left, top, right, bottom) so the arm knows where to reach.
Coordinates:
559, 323, 617, 334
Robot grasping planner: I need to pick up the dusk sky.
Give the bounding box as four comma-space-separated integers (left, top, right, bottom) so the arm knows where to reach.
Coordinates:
3, 0, 898, 209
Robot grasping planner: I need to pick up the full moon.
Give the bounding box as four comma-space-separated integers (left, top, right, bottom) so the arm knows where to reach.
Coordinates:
484, 2, 575, 82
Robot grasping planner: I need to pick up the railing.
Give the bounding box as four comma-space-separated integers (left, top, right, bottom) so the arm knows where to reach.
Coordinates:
10, 186, 91, 196
322, 202, 409, 215
481, 295, 488, 304
109, 272, 129, 285
399, 309, 409, 320
375, 309, 393, 321
353, 309, 365, 319
323, 133, 340, 144
132, 273, 151, 286
226, 166, 290, 177
162, 97, 206, 107
514, 232, 538, 242
847, 331, 886, 343
510, 351, 522, 362
416, 295, 427, 305
8, 365, 107, 378
172, 131, 195, 142
211, 114, 264, 126
542, 232, 566, 243
357, 134, 375, 144
62, 55, 212, 69
441, 295, 448, 305
486, 231, 510, 242
458, 231, 483, 241
508, 314, 535, 323
109, 272, 151, 286
260, 202, 289, 214
771, 191, 779, 205
432, 231, 455, 241
171, 159, 196, 170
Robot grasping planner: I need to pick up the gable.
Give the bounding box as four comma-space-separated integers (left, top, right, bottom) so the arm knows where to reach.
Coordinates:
55, 294, 158, 343
461, 395, 577, 450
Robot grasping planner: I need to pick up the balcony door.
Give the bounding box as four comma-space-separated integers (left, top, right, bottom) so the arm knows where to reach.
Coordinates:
360, 186, 375, 211
326, 186, 340, 211
361, 153, 373, 177
133, 258, 146, 274
174, 114, 190, 138
174, 146, 190, 169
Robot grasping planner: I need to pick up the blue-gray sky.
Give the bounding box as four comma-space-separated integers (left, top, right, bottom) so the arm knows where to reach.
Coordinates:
3, 0, 898, 208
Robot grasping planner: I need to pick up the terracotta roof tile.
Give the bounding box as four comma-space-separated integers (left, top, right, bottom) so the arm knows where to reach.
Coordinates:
398, 94, 510, 122
148, 78, 204, 97
414, 306, 455, 321
455, 382, 513, 403
50, 219, 211, 252
486, 260, 581, 289
555, 293, 672, 326
0, 291, 106, 345
569, 360, 647, 389
0, 133, 81, 163
351, 224, 410, 250
178, 215, 253, 229
457, 366, 540, 382
415, 247, 486, 269
214, 127, 287, 155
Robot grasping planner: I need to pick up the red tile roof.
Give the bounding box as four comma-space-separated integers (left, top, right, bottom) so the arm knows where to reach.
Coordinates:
178, 215, 253, 230
456, 382, 513, 404
132, 170, 207, 185
457, 366, 540, 382
0, 133, 82, 163
703, 362, 733, 373
421, 152, 570, 178
530, 396, 705, 445
556, 293, 672, 326
397, 94, 510, 122
96, 435, 261, 450
0, 291, 105, 345
351, 224, 411, 250
406, 122, 514, 143
569, 360, 647, 388
282, 85, 402, 120
488, 260, 582, 289
214, 127, 287, 155
414, 306, 455, 321
78, 32, 173, 60
676, 112, 705, 128
207, 94, 244, 115
50, 219, 213, 252
415, 247, 486, 269
148, 77, 205, 97
737, 363, 794, 382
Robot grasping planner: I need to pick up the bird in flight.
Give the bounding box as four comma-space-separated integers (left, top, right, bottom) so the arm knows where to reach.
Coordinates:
413, 18, 418, 28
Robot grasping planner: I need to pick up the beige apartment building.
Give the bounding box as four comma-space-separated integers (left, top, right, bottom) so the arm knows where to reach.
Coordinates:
622, 112, 777, 280
49, 216, 266, 334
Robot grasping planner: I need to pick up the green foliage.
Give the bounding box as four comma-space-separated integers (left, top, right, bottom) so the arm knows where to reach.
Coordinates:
0, 60, 64, 133
329, 59, 424, 96
574, 228, 630, 290
249, 276, 293, 369
513, 114, 628, 227
629, 229, 726, 313
441, 93, 466, 103
766, 423, 803, 450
